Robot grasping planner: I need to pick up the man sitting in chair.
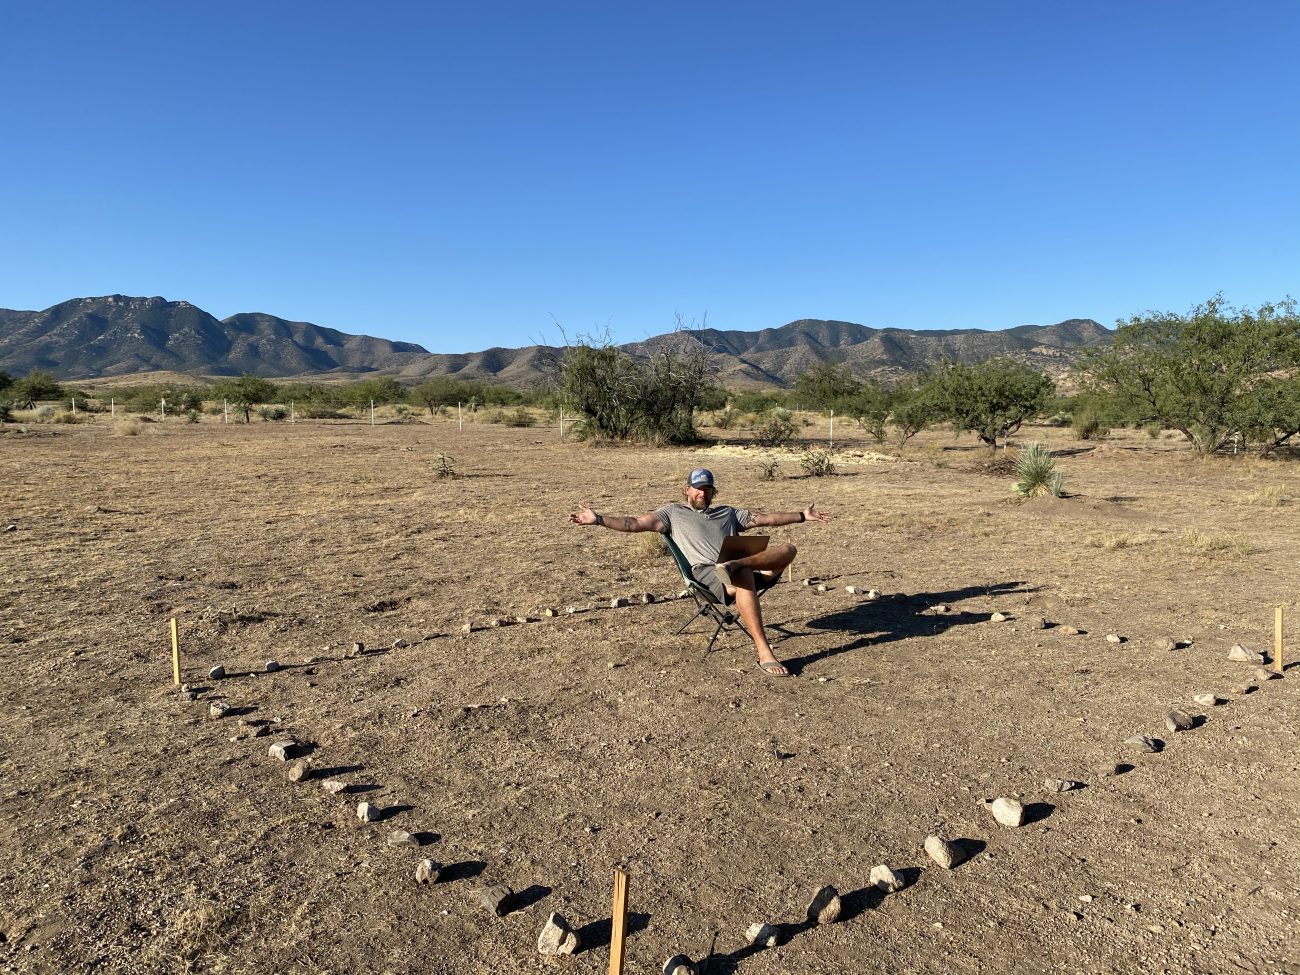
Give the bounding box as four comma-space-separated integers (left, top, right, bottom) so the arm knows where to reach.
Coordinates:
569, 467, 831, 677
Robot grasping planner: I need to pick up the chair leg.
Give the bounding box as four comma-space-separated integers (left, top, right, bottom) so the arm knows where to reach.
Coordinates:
675, 604, 708, 636
704, 617, 725, 654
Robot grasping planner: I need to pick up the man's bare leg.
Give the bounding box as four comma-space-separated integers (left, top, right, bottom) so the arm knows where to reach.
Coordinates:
721, 554, 794, 675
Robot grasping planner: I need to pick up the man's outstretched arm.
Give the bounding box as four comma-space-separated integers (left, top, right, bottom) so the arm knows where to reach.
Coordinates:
747, 502, 832, 528
570, 503, 666, 533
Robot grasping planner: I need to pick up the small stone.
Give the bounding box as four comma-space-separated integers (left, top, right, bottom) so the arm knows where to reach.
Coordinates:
1228, 644, 1265, 663
865, 589, 880, 599
480, 884, 514, 916
356, 801, 379, 822
387, 830, 418, 848
1193, 693, 1221, 707
415, 858, 442, 884
870, 864, 904, 893
924, 835, 962, 869
264, 660, 280, 673
268, 740, 297, 761
543, 608, 558, 617
745, 922, 780, 947
845, 586, 861, 595
1125, 734, 1160, 753
1105, 633, 1123, 644
252, 724, 270, 738
990, 612, 1008, 622
179, 691, 196, 702
933, 604, 950, 613
801, 578, 813, 586
3, 524, 15, 531
610, 597, 628, 608
288, 760, 311, 782
1231, 683, 1254, 695
1254, 667, 1280, 681
988, 797, 1025, 827
208, 665, 226, 680
321, 779, 347, 794
640, 593, 655, 604
208, 701, 230, 720
1030, 616, 1048, 629
515, 615, 538, 624
816, 584, 829, 592
1059, 626, 1081, 636
1043, 778, 1084, 793
352, 642, 365, 655
566, 606, 578, 614
392, 638, 408, 649
663, 955, 698, 975
805, 884, 841, 924
537, 912, 580, 955
461, 623, 475, 634
1165, 710, 1194, 732
1161, 638, 1178, 652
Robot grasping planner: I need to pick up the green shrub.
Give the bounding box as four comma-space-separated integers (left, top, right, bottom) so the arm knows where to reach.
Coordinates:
758, 458, 780, 480
186, 409, 201, 423
1011, 443, 1065, 500
712, 406, 739, 430
305, 406, 348, 419
799, 448, 836, 476
504, 407, 536, 427
434, 453, 456, 478
1072, 412, 1109, 440
1144, 422, 1163, 438
258, 406, 289, 422
753, 408, 796, 447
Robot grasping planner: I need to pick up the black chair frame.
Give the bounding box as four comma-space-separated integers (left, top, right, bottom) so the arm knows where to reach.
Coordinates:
662, 532, 778, 653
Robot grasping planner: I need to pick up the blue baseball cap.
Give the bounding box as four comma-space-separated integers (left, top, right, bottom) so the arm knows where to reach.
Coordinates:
687, 468, 715, 488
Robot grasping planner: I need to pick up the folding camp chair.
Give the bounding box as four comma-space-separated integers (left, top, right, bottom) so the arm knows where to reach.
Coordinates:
662, 532, 780, 653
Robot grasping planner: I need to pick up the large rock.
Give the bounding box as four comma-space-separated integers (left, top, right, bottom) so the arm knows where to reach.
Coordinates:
268, 740, 297, 761
208, 664, 226, 680
208, 702, 230, 720
1165, 710, 1194, 732
1125, 734, 1160, 753
480, 884, 514, 917
805, 885, 841, 924
924, 835, 962, 869
356, 801, 380, 822
1254, 667, 1280, 682
745, 922, 781, 947
387, 830, 418, 848
870, 864, 904, 893
415, 858, 442, 884
988, 797, 1025, 827
1229, 644, 1265, 663
537, 912, 580, 955
1192, 693, 1221, 707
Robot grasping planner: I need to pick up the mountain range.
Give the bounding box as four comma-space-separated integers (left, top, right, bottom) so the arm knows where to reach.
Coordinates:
0, 295, 1112, 387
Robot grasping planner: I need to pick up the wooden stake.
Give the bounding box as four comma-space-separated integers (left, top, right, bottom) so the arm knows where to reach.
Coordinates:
169, 617, 181, 686
608, 868, 629, 975
1276, 605, 1285, 674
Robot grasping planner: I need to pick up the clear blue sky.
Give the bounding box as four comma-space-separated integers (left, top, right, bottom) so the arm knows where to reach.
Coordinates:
2, 1, 1297, 352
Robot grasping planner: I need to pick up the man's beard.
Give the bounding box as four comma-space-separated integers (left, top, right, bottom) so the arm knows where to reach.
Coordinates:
688, 495, 710, 511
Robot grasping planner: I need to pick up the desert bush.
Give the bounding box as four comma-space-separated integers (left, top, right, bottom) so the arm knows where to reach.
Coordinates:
258, 406, 288, 422
1244, 485, 1289, 506
1181, 529, 1253, 556
1144, 422, 1163, 438
0, 402, 12, 423
799, 448, 836, 477
712, 406, 739, 430
304, 406, 348, 419
34, 406, 55, 420
504, 407, 536, 427
394, 404, 411, 420
52, 411, 85, 424
1080, 294, 1300, 456
434, 453, 456, 478
753, 408, 796, 447
559, 330, 717, 444
1010, 443, 1064, 500
758, 458, 780, 480
927, 358, 1055, 451
114, 418, 144, 436
1087, 529, 1160, 550
186, 409, 201, 423
889, 377, 937, 449
1072, 412, 1109, 440
1045, 412, 1073, 427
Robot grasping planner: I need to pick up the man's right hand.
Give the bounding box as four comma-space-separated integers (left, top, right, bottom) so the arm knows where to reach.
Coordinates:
570, 504, 598, 526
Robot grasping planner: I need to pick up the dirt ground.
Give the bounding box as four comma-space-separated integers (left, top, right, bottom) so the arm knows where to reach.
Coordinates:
2, 413, 1298, 975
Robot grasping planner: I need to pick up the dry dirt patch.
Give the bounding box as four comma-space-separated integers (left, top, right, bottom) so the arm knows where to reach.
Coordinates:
1, 419, 1298, 974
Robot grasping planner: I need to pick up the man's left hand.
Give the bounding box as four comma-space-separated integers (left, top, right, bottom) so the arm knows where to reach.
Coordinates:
804, 502, 831, 524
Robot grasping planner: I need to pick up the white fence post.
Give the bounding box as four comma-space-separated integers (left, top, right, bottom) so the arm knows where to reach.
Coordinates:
370, 400, 375, 426
829, 409, 834, 451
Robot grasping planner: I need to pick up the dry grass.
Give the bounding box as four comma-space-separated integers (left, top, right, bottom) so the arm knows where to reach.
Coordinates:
1180, 529, 1255, 556
630, 530, 670, 565
1087, 529, 1161, 550
113, 418, 144, 436
1243, 484, 1290, 506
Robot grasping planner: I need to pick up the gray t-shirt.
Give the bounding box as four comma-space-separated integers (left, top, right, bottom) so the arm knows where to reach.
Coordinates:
655, 502, 754, 570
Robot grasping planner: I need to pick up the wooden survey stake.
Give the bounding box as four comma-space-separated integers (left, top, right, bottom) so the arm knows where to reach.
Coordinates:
169, 617, 181, 686
608, 868, 629, 975
1276, 606, 1285, 675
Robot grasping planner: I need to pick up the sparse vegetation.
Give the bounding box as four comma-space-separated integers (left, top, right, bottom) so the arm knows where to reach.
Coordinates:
758, 458, 780, 480
434, 452, 456, 478
799, 448, 836, 477
753, 408, 796, 447
928, 358, 1056, 451
1181, 529, 1254, 556
1010, 443, 1064, 500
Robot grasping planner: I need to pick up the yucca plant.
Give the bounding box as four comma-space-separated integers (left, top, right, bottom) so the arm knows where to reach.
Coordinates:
1011, 442, 1064, 500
